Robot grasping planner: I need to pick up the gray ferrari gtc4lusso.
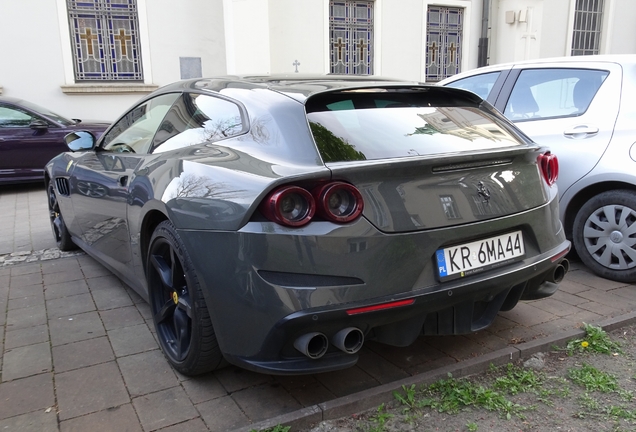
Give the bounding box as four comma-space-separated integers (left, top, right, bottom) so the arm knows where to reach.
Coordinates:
46, 76, 570, 375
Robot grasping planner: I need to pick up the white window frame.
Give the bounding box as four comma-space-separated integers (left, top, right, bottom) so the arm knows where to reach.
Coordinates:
55, 0, 155, 93
324, 0, 382, 75
421, 0, 472, 83
566, 0, 614, 56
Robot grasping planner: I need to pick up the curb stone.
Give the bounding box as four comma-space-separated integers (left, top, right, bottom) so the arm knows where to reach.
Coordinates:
234, 310, 636, 432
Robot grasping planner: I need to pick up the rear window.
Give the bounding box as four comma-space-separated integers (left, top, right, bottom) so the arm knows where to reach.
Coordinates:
305, 88, 522, 163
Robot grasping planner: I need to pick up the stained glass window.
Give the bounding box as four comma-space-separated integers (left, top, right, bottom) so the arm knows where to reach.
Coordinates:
67, 0, 143, 81
425, 6, 463, 82
329, 1, 374, 75
571, 0, 604, 56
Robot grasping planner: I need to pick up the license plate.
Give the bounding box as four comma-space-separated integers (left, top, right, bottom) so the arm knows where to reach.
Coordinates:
435, 231, 525, 281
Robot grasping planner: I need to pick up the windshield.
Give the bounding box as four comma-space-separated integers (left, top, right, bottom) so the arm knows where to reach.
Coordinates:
306, 89, 523, 163
17, 99, 75, 126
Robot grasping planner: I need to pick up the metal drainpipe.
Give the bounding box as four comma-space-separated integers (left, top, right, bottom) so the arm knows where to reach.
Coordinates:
478, 0, 491, 67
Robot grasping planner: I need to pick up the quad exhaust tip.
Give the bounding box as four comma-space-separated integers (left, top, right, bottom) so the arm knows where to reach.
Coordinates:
294, 328, 365, 359
332, 327, 364, 354
294, 332, 328, 359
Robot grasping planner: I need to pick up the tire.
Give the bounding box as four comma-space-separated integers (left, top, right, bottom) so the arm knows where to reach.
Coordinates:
147, 220, 224, 375
47, 181, 78, 251
573, 190, 636, 283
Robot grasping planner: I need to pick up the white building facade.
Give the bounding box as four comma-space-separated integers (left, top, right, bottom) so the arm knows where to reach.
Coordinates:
1, 0, 634, 121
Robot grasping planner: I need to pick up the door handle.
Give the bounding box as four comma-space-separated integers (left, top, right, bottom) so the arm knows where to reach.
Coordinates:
563, 125, 599, 138
119, 176, 128, 187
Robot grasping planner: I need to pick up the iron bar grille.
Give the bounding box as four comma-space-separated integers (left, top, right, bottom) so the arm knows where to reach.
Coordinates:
571, 0, 604, 56
425, 6, 463, 82
67, 0, 143, 81
329, 1, 374, 75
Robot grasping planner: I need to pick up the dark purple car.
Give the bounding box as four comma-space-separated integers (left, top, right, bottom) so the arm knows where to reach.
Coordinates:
0, 96, 109, 184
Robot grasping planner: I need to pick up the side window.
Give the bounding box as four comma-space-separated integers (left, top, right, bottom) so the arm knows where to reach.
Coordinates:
504, 69, 608, 121
101, 93, 180, 154
0, 105, 35, 128
151, 93, 245, 154
444, 72, 501, 100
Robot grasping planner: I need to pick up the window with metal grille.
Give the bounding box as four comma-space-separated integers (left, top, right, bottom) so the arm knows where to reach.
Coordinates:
571, 0, 604, 56
329, 1, 374, 75
67, 0, 143, 81
425, 6, 463, 82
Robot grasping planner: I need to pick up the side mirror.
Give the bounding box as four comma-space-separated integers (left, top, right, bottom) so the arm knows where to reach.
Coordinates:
65, 131, 96, 152
29, 119, 49, 129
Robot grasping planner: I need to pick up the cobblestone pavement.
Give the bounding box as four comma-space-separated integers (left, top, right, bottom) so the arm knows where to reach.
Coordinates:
1, 183, 635, 431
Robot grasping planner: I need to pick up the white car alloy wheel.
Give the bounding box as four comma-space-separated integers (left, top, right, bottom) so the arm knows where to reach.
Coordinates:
573, 190, 636, 283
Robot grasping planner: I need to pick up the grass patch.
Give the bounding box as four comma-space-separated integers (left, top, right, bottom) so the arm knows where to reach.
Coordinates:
568, 363, 619, 393
367, 403, 393, 432
396, 373, 526, 420
251, 426, 290, 432
566, 323, 622, 355
493, 363, 543, 395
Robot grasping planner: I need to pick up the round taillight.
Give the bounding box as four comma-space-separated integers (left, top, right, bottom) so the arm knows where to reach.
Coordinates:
538, 152, 559, 186
313, 182, 364, 223
260, 186, 315, 227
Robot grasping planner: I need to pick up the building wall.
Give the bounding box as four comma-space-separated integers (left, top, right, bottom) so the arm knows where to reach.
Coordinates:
379, 0, 424, 80
225, 0, 271, 74
1, 0, 635, 121
268, 0, 326, 74
0, 0, 227, 121
145, 0, 227, 84
489, 0, 636, 65
490, 0, 546, 64
604, 0, 636, 54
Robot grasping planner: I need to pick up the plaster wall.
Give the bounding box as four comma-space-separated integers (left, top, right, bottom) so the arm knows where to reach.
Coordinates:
379, 0, 424, 80
488, 0, 636, 66
537, 0, 570, 58
0, 0, 228, 121
604, 0, 636, 54
227, 0, 271, 74
145, 0, 227, 84
0, 1, 97, 118
268, 0, 326, 74
490, 0, 546, 64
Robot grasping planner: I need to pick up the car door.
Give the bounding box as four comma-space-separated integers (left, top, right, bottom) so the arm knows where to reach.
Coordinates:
493, 62, 622, 199
69, 92, 180, 279
0, 103, 68, 181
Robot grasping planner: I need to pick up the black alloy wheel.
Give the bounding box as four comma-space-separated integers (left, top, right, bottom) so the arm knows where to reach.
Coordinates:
147, 220, 224, 375
47, 181, 77, 251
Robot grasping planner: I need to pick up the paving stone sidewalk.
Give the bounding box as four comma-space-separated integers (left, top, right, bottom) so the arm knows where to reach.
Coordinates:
1, 184, 635, 432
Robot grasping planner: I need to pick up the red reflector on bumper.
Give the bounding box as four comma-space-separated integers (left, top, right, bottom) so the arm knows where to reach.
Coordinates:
346, 299, 415, 316
550, 245, 571, 262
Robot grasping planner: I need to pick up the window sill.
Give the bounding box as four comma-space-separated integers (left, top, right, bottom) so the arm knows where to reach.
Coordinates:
60, 84, 159, 95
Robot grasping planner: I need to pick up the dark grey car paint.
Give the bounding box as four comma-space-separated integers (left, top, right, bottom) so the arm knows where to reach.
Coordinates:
46, 76, 570, 374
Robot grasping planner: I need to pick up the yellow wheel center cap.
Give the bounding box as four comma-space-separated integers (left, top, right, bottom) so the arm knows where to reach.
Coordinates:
172, 292, 179, 304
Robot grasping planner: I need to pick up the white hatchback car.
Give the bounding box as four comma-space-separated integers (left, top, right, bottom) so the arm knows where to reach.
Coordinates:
440, 55, 636, 283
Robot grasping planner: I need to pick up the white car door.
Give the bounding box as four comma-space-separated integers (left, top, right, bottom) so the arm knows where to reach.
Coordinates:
500, 61, 622, 201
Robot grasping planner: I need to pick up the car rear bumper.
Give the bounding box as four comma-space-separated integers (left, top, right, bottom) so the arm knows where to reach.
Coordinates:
177, 197, 569, 374
222, 241, 569, 374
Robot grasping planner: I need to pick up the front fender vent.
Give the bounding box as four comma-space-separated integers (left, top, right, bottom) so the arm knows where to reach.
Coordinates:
55, 178, 70, 196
